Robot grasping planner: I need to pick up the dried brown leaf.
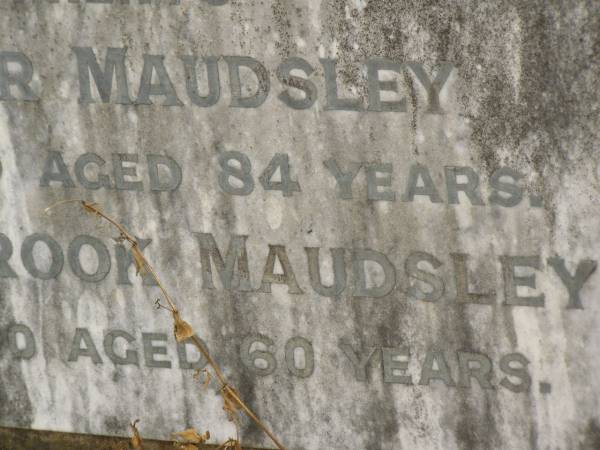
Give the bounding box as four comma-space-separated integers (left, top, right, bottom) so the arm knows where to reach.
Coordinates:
172, 428, 209, 444
130, 419, 143, 449
130, 242, 147, 276
81, 201, 100, 216
173, 310, 194, 342
221, 386, 242, 423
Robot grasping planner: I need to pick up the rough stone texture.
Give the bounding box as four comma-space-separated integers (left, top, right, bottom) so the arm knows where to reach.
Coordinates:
0, 1, 599, 449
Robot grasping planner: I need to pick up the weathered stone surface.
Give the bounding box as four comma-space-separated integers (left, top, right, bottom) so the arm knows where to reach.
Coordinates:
1, 1, 600, 449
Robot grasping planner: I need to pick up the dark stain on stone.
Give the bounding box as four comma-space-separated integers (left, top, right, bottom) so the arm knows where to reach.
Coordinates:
0, 110, 35, 430
271, 0, 295, 58
103, 415, 125, 436
580, 419, 600, 450
529, 426, 538, 450
0, 299, 34, 428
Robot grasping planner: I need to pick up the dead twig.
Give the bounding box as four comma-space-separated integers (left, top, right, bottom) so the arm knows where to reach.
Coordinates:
45, 200, 286, 450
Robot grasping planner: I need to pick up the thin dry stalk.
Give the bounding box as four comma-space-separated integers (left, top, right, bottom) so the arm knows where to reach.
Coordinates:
45, 200, 286, 450
130, 419, 143, 449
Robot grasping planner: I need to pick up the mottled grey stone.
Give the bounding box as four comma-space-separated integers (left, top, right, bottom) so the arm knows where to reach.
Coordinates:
0, 1, 599, 449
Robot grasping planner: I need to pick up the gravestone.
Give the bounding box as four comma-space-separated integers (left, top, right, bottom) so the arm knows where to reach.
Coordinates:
1, 1, 599, 449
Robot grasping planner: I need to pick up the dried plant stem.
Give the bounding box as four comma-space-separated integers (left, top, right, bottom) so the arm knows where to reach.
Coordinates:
46, 200, 285, 450
190, 335, 286, 450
